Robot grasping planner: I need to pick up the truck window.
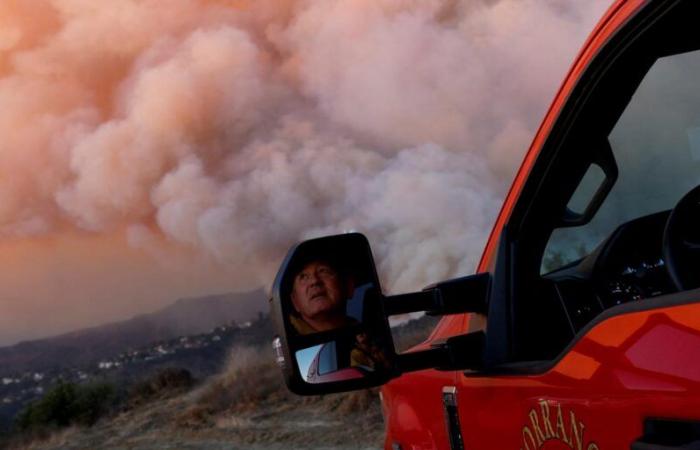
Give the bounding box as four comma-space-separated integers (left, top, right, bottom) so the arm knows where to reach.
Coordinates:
542, 49, 700, 274
506, 3, 700, 364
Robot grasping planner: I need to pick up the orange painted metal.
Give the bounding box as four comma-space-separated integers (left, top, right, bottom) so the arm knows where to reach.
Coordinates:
453, 301, 700, 449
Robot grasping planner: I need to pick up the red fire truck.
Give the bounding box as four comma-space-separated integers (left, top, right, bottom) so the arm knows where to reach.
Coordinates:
271, 0, 700, 448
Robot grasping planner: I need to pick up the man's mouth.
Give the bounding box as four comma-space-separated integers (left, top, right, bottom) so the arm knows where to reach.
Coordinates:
310, 290, 327, 301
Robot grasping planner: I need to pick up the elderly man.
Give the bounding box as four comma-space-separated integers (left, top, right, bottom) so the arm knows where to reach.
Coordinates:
289, 258, 356, 335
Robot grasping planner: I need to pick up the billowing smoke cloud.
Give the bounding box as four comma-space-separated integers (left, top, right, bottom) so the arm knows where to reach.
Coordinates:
0, 0, 609, 293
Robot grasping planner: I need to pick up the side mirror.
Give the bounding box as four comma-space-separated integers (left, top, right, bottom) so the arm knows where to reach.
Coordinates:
271, 232, 490, 395
271, 233, 395, 395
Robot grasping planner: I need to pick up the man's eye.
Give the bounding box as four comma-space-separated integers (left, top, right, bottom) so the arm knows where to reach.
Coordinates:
319, 268, 336, 277
298, 273, 309, 281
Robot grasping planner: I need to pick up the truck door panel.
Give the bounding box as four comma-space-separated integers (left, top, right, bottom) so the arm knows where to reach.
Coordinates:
457, 301, 700, 449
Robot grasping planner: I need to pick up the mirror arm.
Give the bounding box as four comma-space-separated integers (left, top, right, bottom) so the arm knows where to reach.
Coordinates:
425, 273, 490, 315
396, 347, 446, 372
383, 273, 490, 317
383, 291, 437, 316
396, 331, 485, 372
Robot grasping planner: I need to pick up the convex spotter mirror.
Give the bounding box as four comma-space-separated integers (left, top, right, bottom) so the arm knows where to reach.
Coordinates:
271, 233, 395, 395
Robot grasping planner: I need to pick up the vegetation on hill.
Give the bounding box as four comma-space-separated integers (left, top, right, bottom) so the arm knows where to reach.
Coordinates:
16, 382, 117, 431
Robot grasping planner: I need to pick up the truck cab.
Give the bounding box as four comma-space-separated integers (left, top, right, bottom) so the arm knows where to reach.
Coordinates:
272, 0, 700, 448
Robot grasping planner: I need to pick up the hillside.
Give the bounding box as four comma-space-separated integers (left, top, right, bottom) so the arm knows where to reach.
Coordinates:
1, 315, 440, 450
0, 290, 266, 377
7, 357, 385, 450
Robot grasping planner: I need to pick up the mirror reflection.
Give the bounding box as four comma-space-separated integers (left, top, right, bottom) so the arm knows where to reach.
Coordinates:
274, 233, 396, 388
282, 243, 380, 337
288, 257, 359, 335
296, 332, 390, 384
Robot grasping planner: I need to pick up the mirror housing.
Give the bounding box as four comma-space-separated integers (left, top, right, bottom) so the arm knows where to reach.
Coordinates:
271, 232, 490, 395
271, 233, 395, 395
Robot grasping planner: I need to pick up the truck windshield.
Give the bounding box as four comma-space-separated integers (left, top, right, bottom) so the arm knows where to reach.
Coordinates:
542, 48, 700, 273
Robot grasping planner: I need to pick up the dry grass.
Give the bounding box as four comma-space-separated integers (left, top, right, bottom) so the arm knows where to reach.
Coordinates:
392, 314, 441, 353
177, 345, 290, 426
3, 426, 77, 450
177, 316, 441, 429
177, 344, 381, 430
126, 367, 195, 409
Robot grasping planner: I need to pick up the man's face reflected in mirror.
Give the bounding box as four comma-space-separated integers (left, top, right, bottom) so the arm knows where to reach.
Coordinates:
290, 260, 355, 334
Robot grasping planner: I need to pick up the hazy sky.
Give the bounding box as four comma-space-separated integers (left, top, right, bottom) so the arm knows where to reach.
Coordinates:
0, 231, 242, 345
0, 0, 609, 346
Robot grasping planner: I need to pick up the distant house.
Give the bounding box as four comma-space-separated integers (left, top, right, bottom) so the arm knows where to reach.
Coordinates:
98, 361, 114, 370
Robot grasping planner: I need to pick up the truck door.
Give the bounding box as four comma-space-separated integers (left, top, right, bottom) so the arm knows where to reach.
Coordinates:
456, 301, 700, 449
452, 1, 700, 448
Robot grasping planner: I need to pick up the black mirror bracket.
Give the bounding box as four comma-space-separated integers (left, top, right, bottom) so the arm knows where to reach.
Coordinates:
436, 331, 485, 370
383, 273, 490, 317
396, 331, 485, 373
383, 273, 489, 374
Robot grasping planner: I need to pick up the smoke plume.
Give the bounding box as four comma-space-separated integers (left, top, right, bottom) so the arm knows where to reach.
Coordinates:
0, 0, 610, 293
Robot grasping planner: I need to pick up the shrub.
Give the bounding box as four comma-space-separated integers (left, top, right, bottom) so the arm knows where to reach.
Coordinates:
72, 383, 116, 426
15, 381, 116, 432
